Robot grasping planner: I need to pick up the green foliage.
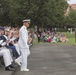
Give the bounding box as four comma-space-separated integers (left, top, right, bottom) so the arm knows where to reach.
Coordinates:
57, 28, 67, 32
0, 0, 68, 27
0, 0, 9, 25
65, 10, 76, 28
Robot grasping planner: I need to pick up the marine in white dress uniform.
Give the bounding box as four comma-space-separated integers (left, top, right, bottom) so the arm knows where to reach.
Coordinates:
15, 19, 30, 71
0, 27, 15, 71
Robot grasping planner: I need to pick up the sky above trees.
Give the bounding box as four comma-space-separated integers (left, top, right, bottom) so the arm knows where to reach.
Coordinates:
67, 0, 76, 4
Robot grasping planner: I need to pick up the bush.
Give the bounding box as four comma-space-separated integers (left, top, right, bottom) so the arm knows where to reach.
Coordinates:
57, 28, 67, 32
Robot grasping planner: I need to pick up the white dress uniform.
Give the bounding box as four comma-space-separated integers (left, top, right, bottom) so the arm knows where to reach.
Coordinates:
14, 44, 20, 55
0, 40, 13, 67
15, 25, 30, 71
0, 48, 13, 67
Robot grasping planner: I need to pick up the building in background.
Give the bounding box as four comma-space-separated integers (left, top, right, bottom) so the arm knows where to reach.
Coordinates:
69, 4, 76, 10
65, 3, 76, 16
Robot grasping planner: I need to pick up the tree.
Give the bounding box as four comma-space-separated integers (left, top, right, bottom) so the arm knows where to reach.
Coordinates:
47, 0, 68, 27
65, 10, 76, 28
0, 0, 68, 27
0, 0, 9, 25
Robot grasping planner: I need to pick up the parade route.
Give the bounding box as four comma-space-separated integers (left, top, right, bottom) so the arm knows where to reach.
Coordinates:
1, 43, 76, 75
0, 0, 76, 74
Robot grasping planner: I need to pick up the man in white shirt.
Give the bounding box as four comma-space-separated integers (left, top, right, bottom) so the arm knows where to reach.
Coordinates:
15, 19, 30, 71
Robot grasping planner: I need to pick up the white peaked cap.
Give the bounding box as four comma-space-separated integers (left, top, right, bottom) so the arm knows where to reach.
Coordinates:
22, 19, 30, 22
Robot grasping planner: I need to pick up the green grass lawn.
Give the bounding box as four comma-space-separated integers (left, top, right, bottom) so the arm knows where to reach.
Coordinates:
33, 38, 38, 44
33, 32, 76, 45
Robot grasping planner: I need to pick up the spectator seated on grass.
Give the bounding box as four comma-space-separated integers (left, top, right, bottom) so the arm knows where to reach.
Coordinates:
59, 34, 68, 43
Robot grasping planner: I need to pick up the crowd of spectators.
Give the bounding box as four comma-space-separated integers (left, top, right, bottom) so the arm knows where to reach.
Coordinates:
0, 26, 33, 71
34, 30, 68, 43
0, 26, 69, 70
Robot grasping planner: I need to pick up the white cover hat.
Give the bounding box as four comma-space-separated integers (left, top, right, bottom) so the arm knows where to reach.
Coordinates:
22, 19, 30, 22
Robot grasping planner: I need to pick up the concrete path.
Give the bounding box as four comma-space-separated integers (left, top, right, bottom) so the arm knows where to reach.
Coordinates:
1, 44, 76, 75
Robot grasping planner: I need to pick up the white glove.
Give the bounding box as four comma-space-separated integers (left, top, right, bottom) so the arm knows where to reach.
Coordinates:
1, 42, 6, 46
0, 40, 3, 44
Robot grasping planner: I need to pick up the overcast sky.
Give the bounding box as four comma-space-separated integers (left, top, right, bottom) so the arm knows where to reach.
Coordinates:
67, 0, 76, 4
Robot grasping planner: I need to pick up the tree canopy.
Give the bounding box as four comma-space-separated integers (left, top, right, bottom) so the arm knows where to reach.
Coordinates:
0, 0, 68, 27
65, 10, 76, 28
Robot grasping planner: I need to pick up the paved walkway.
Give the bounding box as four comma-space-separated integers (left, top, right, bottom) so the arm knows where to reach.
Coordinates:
1, 44, 76, 75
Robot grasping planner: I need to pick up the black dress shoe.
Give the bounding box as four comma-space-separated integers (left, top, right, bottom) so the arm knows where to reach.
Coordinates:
10, 65, 15, 68
5, 66, 15, 71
